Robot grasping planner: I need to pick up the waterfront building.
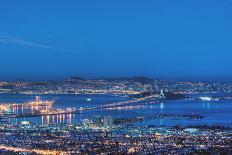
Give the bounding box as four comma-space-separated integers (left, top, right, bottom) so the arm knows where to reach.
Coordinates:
82, 119, 91, 128
159, 90, 165, 99
104, 116, 113, 128
0, 108, 15, 124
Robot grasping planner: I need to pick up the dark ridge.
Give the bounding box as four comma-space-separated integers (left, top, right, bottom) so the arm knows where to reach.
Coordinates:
93, 76, 154, 83
129, 76, 154, 83
69, 77, 85, 80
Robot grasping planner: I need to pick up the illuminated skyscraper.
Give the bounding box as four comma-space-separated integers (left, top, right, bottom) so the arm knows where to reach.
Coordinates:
104, 116, 113, 128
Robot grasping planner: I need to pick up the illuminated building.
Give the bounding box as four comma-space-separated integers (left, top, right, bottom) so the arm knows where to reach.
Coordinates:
104, 116, 113, 128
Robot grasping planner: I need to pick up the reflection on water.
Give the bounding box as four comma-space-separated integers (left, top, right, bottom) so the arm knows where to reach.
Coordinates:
11, 105, 53, 116
41, 113, 80, 125
1, 94, 232, 127
202, 102, 211, 109
160, 102, 164, 110
11, 113, 79, 126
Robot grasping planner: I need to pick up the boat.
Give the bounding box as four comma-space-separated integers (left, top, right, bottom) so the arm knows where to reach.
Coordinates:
86, 98, 92, 101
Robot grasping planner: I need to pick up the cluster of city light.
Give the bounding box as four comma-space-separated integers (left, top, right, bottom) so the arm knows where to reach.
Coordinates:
199, 96, 212, 101
0, 96, 54, 112
0, 105, 8, 111
0, 145, 64, 155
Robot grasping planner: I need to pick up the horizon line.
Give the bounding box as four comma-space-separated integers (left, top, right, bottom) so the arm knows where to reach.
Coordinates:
1, 76, 232, 83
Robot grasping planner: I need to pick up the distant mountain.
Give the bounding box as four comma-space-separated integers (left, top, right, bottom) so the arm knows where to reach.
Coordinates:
128, 76, 154, 83
94, 76, 154, 83
69, 77, 84, 80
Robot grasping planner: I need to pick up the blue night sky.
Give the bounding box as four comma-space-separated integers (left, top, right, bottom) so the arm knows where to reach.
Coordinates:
0, 0, 232, 81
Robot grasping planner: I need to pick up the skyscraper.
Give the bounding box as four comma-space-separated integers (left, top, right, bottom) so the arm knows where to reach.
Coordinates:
104, 116, 113, 128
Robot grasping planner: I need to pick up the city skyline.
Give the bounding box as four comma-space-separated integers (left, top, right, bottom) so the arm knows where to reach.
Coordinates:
1, 0, 232, 81
1, 1, 232, 154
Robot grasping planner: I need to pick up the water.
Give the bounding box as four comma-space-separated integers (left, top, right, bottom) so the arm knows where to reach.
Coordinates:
0, 94, 232, 127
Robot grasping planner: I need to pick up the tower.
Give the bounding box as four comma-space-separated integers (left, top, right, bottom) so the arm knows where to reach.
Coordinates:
104, 116, 113, 128
159, 90, 165, 99
36, 96, 40, 102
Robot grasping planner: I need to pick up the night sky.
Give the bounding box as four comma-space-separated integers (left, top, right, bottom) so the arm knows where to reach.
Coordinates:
0, 0, 232, 81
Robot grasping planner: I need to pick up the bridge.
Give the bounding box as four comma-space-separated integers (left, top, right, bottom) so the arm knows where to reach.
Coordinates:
0, 93, 162, 120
